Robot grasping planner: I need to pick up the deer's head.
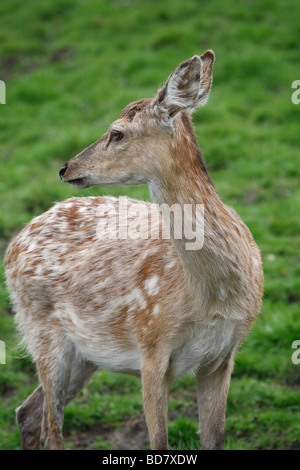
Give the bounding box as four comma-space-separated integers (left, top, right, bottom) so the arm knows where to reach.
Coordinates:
59, 51, 215, 189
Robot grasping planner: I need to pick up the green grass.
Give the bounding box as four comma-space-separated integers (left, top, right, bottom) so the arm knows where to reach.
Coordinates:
1, 0, 300, 450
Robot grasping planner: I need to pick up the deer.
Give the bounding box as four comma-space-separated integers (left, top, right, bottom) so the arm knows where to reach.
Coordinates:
4, 50, 263, 450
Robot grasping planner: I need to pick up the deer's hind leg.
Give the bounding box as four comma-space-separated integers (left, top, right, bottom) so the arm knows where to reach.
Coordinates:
17, 357, 98, 450
16, 384, 44, 450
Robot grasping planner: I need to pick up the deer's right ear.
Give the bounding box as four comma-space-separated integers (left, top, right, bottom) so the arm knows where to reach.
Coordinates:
153, 51, 215, 118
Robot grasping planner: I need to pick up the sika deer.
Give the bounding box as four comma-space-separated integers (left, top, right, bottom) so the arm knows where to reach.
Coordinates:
4, 51, 263, 450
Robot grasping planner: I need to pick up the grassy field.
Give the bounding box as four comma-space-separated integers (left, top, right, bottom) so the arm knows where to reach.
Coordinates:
1, 0, 300, 450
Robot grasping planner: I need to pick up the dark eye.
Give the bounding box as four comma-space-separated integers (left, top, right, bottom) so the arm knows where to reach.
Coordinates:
110, 130, 123, 142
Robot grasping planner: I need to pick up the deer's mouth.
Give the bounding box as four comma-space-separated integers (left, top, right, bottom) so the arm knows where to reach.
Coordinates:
67, 177, 90, 188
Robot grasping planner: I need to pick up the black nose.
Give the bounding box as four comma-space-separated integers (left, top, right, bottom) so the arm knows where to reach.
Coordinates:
59, 163, 68, 180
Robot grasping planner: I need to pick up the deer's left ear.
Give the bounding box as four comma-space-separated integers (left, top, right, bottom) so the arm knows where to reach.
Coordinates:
154, 50, 215, 117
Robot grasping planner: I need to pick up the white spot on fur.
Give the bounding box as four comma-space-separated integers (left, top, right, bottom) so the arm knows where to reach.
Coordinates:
166, 259, 176, 269
125, 287, 147, 311
144, 276, 160, 296
27, 241, 37, 253
152, 305, 160, 316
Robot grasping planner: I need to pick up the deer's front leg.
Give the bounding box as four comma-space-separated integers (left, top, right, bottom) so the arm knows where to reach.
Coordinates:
142, 356, 170, 450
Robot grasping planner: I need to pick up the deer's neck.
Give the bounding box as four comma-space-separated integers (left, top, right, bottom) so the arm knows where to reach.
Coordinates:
148, 115, 247, 301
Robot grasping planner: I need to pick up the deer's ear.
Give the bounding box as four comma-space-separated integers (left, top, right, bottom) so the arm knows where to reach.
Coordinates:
196, 50, 215, 108
154, 50, 215, 117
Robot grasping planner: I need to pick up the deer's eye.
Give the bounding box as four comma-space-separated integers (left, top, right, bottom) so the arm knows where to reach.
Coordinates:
110, 130, 123, 142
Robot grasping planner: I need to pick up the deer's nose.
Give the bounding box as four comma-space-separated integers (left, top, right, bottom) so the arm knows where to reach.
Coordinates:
59, 163, 68, 180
